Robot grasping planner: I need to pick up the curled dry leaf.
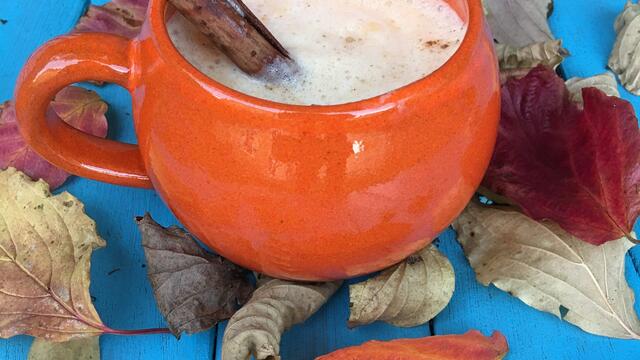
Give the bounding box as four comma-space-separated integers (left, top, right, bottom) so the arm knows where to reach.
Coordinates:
497, 40, 568, 70
453, 202, 640, 340
566, 72, 620, 105
222, 277, 342, 360
28, 337, 100, 360
609, 1, 640, 94
316, 330, 508, 360
0, 87, 108, 189
485, 1, 567, 84
136, 214, 254, 338
348, 244, 454, 328
496, 40, 568, 83
74, 0, 148, 38
484, 66, 640, 245
0, 168, 106, 341
484, 0, 555, 47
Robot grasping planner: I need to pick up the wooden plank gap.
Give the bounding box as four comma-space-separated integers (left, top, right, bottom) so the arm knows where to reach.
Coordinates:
556, 64, 568, 80
629, 251, 640, 277
211, 325, 218, 360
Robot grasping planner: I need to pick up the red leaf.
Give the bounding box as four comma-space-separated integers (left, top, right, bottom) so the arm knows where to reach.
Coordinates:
483, 66, 640, 245
316, 331, 508, 360
74, 0, 148, 39
0, 87, 108, 189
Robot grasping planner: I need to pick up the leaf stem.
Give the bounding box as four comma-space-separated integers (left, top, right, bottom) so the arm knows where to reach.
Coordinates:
625, 233, 640, 245
43, 283, 171, 337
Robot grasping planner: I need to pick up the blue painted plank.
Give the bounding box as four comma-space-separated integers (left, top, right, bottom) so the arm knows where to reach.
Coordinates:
0, 1, 215, 359
0, 0, 87, 101
2, 0, 640, 359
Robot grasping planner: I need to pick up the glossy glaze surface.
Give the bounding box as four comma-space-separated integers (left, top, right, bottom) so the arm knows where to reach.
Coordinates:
14, 0, 499, 280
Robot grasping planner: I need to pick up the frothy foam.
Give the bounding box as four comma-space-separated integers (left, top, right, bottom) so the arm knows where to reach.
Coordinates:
168, 0, 467, 105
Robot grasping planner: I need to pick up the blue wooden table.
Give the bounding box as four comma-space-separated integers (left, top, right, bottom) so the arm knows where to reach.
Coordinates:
1, 1, 639, 359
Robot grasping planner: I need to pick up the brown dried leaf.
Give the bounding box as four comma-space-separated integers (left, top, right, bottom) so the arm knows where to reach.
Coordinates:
609, 1, 640, 94
136, 214, 254, 338
565, 72, 620, 105
222, 277, 342, 360
453, 201, 640, 339
28, 337, 100, 360
0, 168, 106, 341
347, 244, 454, 328
484, 0, 555, 47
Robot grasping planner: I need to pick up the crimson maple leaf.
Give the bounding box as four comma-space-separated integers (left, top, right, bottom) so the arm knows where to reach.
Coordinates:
483, 66, 640, 245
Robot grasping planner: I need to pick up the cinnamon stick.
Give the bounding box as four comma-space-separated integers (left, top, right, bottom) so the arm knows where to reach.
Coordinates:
168, 0, 296, 79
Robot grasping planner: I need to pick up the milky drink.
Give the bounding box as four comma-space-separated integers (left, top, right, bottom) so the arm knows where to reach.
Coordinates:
168, 0, 467, 105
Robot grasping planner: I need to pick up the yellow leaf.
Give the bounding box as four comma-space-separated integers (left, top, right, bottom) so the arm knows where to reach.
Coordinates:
0, 168, 105, 341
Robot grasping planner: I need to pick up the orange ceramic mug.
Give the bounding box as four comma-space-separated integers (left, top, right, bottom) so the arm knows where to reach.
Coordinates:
15, 0, 499, 280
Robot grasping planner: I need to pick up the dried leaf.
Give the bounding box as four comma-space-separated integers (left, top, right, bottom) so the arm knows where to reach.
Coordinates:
609, 1, 640, 95
316, 330, 508, 360
0, 88, 108, 189
348, 244, 454, 328
453, 202, 640, 339
484, 0, 555, 47
136, 214, 254, 338
222, 277, 342, 360
486, 2, 567, 84
566, 72, 620, 105
74, 0, 148, 38
497, 40, 568, 70
496, 40, 568, 83
483, 66, 640, 245
28, 337, 100, 360
0, 168, 106, 341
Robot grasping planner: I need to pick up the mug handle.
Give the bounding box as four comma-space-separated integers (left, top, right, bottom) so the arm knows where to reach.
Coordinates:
14, 32, 152, 188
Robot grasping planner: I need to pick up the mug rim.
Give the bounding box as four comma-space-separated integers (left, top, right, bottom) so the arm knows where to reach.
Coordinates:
148, 0, 482, 114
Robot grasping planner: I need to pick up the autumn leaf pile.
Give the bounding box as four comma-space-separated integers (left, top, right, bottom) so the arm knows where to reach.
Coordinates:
1, 0, 640, 359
